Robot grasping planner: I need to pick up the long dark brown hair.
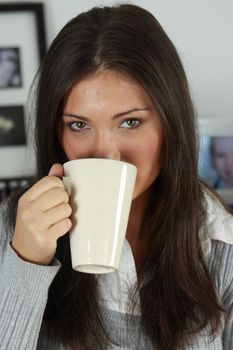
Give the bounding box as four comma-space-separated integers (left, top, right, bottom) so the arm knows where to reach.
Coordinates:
6, 4, 224, 349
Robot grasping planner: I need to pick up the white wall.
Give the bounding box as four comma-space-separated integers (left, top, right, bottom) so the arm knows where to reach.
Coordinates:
0, 0, 232, 177
34, 0, 233, 120
1, 0, 233, 119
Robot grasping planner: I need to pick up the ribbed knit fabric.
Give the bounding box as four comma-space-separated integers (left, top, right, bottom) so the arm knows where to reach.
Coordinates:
0, 194, 233, 349
36, 241, 233, 350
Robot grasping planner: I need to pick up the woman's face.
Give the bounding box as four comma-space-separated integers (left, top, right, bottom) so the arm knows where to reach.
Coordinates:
60, 70, 164, 200
212, 137, 233, 187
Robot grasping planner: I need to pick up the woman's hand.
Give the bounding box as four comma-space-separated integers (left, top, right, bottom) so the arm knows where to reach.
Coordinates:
11, 164, 72, 265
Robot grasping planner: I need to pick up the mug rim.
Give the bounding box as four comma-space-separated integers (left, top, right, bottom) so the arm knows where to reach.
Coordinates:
63, 158, 137, 171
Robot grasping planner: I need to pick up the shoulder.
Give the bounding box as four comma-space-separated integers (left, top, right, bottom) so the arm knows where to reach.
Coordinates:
200, 188, 233, 255
0, 200, 13, 252
200, 189, 233, 297
206, 240, 233, 310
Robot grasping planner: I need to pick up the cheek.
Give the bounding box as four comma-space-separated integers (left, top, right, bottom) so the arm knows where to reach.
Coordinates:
214, 159, 224, 171
133, 137, 164, 196
141, 142, 163, 178
61, 130, 90, 160
61, 132, 76, 159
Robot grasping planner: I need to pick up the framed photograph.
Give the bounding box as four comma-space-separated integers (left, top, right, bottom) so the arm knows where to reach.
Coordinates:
0, 3, 46, 179
0, 105, 26, 146
198, 118, 233, 206
0, 47, 22, 88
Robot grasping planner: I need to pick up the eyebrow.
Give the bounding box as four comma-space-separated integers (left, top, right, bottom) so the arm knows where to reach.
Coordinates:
63, 107, 150, 121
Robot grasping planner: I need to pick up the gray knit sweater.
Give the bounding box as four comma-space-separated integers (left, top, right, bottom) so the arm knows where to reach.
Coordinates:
0, 193, 233, 349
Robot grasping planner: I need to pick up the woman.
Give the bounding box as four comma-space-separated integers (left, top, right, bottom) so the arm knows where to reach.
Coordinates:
0, 4, 233, 350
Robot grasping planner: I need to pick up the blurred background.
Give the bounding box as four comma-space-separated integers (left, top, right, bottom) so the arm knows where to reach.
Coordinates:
0, 0, 233, 202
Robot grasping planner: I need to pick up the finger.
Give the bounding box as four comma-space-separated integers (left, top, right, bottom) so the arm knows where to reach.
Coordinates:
21, 176, 65, 203
43, 203, 72, 228
49, 218, 72, 240
48, 163, 64, 178
35, 187, 69, 213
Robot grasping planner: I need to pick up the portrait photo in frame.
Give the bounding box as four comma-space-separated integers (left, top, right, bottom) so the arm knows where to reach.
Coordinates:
198, 118, 233, 206
0, 3, 46, 180
0, 47, 23, 88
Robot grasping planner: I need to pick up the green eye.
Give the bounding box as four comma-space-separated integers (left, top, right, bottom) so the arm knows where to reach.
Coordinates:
69, 121, 89, 131
121, 119, 142, 128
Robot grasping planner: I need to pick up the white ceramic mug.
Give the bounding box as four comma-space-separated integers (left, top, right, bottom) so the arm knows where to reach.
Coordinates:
63, 158, 137, 274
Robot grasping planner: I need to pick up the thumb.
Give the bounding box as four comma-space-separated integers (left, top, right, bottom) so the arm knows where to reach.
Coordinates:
48, 163, 64, 178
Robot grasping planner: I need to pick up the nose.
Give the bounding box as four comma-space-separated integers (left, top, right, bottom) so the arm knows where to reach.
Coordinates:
91, 133, 121, 161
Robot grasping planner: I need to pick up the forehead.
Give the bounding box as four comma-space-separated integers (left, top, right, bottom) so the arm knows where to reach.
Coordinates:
212, 137, 233, 150
75, 69, 137, 85
64, 69, 154, 111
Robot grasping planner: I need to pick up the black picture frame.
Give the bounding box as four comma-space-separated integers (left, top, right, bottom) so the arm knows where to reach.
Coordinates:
0, 3, 46, 61
0, 2, 46, 179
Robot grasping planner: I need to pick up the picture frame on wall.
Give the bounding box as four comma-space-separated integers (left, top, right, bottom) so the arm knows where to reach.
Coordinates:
0, 3, 46, 179
198, 118, 233, 206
